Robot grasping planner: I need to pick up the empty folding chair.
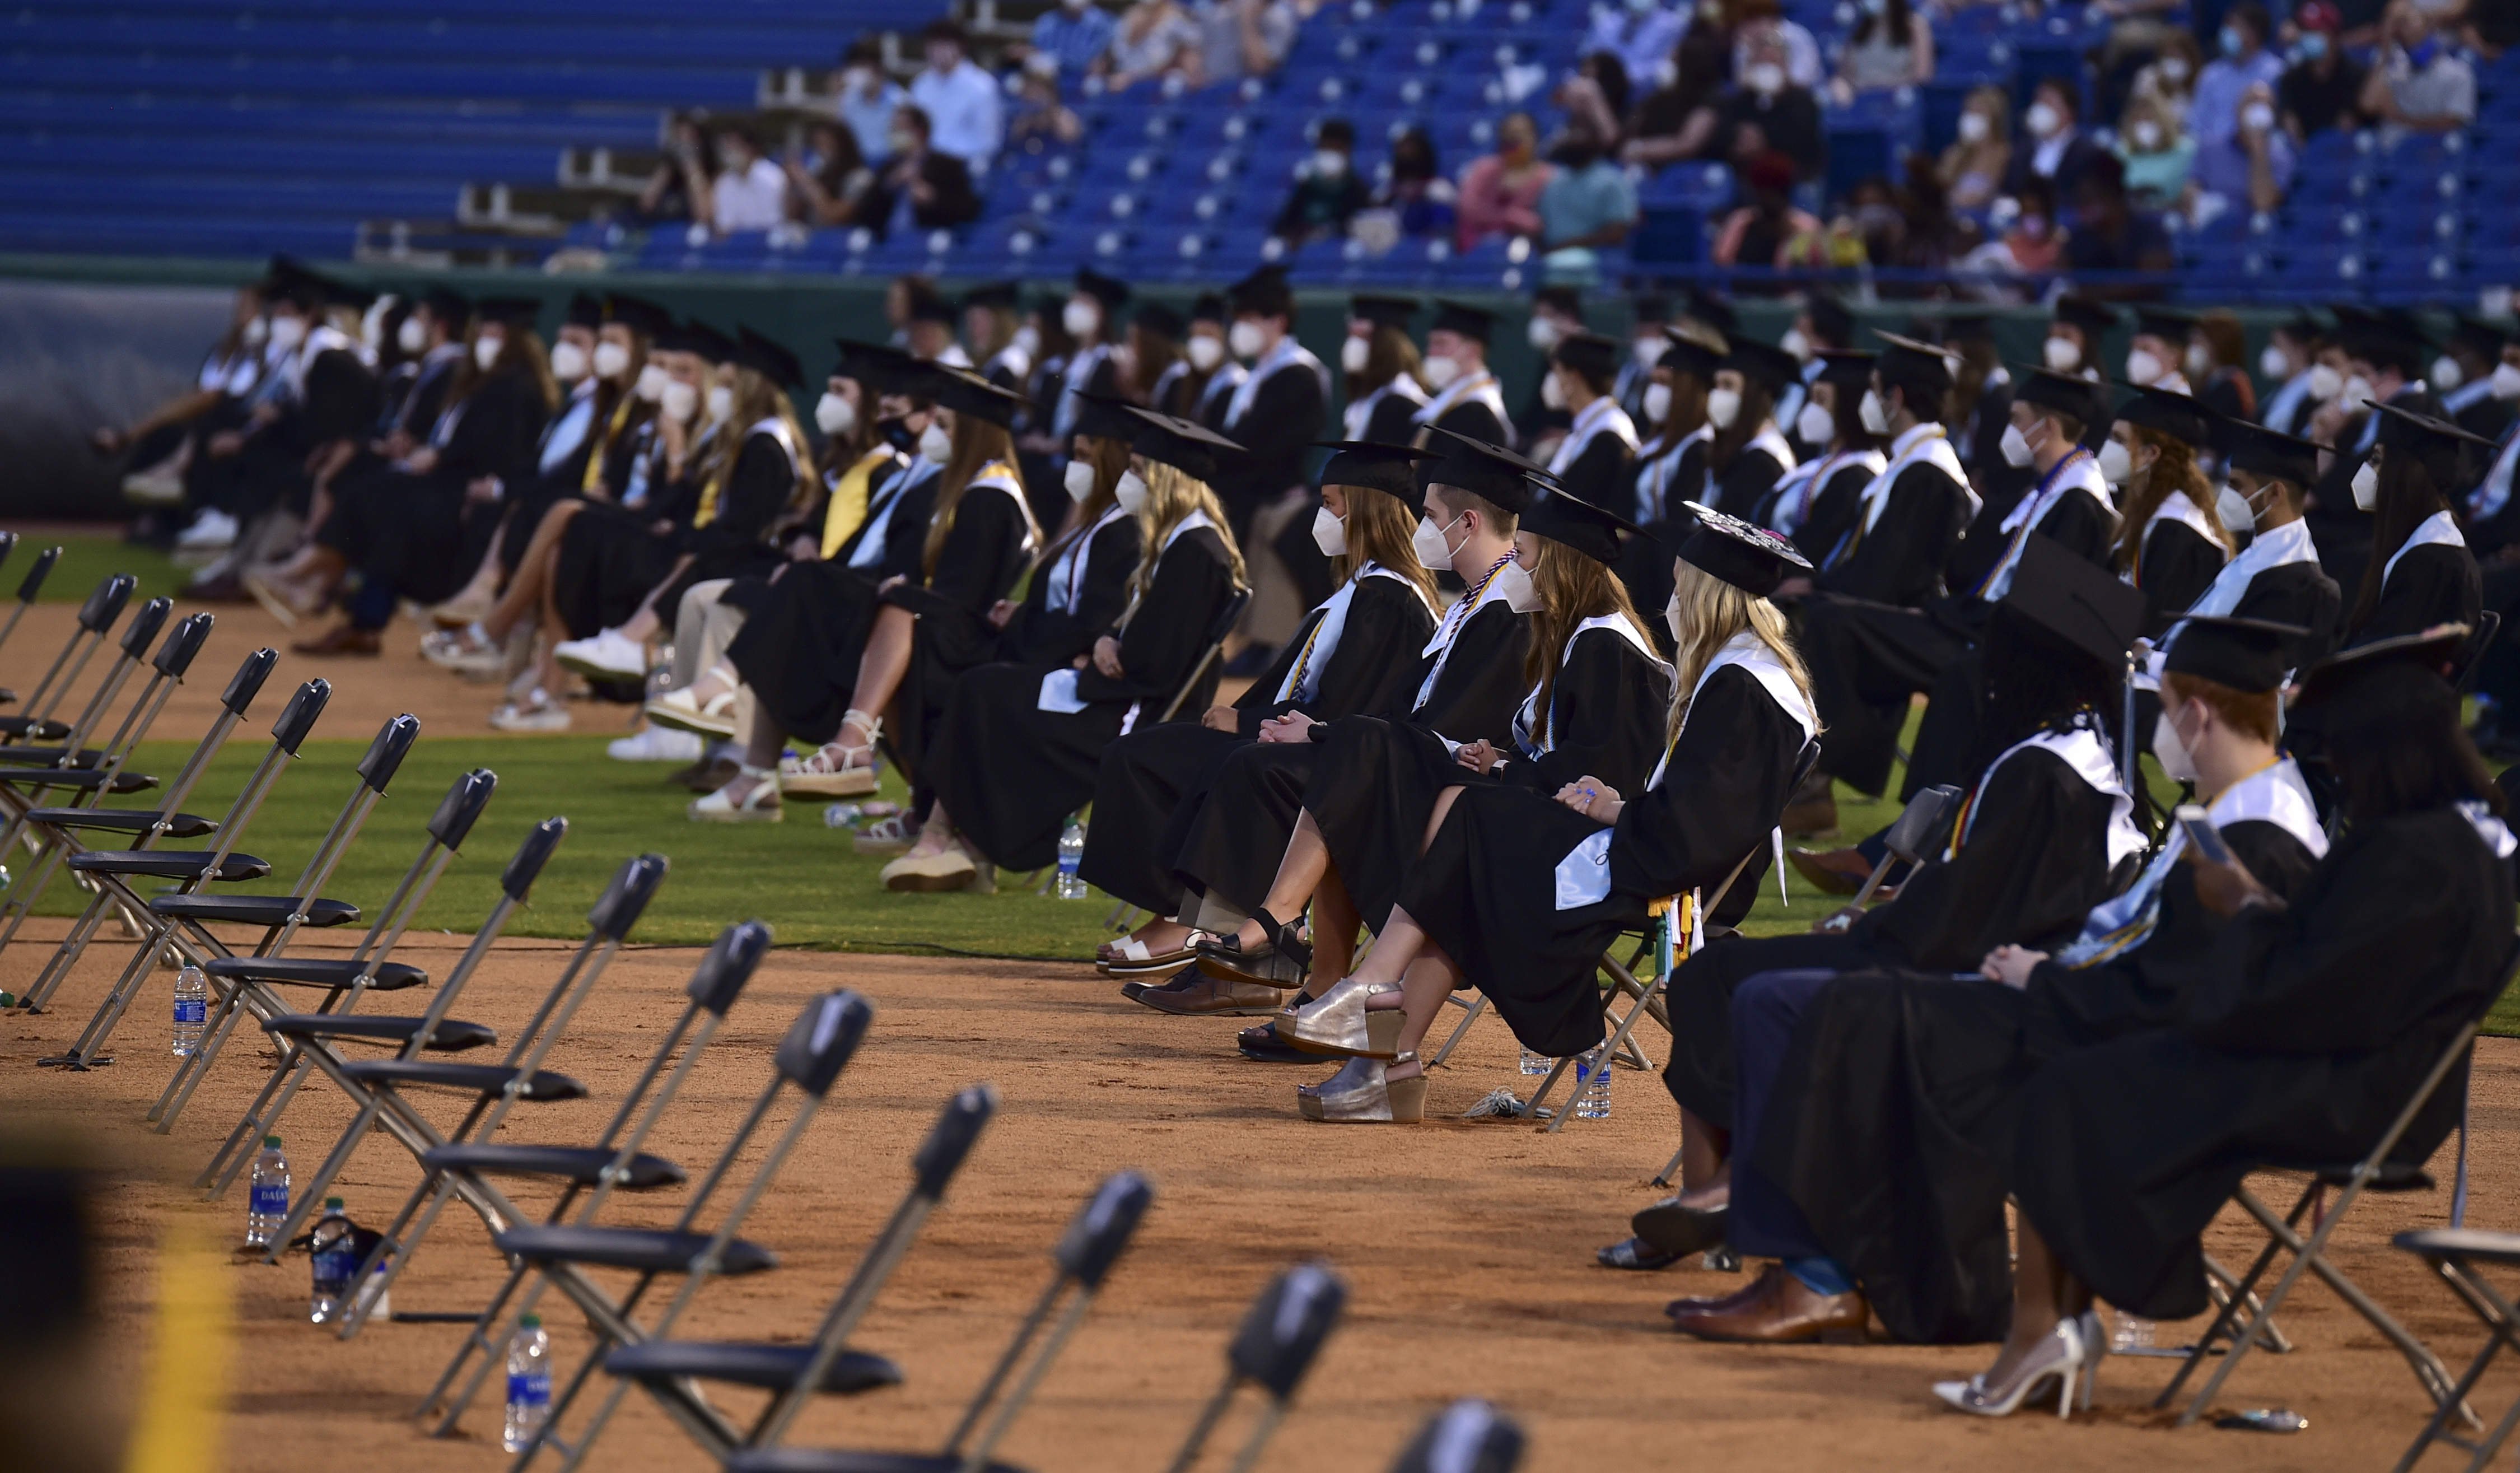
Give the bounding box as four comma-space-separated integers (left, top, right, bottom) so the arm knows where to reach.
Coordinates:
1154, 1261, 1346, 1473
712, 1166, 1152, 1473
596, 1090, 1021, 1468
193, 765, 502, 1200
0, 572, 135, 747
488, 990, 880, 1468
0, 594, 170, 781
0, 533, 45, 682
1388, 1401, 1525, 1473
2388, 1229, 2520, 1471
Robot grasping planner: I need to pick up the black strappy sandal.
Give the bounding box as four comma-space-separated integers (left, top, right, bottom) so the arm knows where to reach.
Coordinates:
1192, 907, 1312, 987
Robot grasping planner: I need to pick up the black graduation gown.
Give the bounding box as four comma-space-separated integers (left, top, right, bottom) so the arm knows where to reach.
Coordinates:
2134, 515, 2228, 638
1216, 357, 1327, 535
234, 347, 380, 522
1758, 817, 2320, 1343
549, 420, 714, 637
1616, 432, 1711, 650
497, 384, 626, 576
1302, 623, 1673, 938
2226, 557, 2346, 670
1077, 572, 1436, 916
1361, 385, 1425, 446
1397, 663, 1804, 1058
1664, 735, 2127, 1129
2347, 538, 2481, 647
2013, 806, 2514, 1321
1779, 459, 1877, 567
1165, 596, 1532, 917
1708, 442, 1789, 522
321, 369, 546, 605
927, 526, 1238, 870
1553, 426, 1635, 512
656, 426, 800, 610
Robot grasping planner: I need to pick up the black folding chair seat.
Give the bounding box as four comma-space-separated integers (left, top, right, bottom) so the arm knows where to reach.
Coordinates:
1, 745, 114, 768
603, 1341, 900, 1396
25, 806, 216, 838
206, 955, 426, 991
263, 1014, 495, 1051
2397, 1227, 2520, 1266
67, 849, 268, 882
0, 767, 156, 793
150, 894, 360, 927
421, 1143, 685, 1189
491, 1224, 778, 1276
0, 715, 71, 740
2312, 1161, 2437, 1191
729, 1453, 1025, 1473
336, 1059, 584, 1098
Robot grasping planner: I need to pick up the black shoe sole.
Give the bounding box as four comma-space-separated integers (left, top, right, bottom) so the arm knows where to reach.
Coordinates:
1632, 1202, 1728, 1259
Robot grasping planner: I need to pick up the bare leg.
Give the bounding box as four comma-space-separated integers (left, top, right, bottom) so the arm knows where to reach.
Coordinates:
1309, 865, 1360, 980
1348, 903, 1429, 988
611, 553, 696, 643
1232, 810, 1334, 949
794, 605, 914, 777
483, 500, 586, 641
1381, 938, 1466, 1083
1981, 1218, 2089, 1383
902, 798, 957, 861
1674, 1108, 1731, 1208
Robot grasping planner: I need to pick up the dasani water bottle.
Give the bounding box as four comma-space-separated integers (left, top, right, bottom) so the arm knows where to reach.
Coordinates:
1055, 817, 1088, 899
1574, 1046, 1612, 1120
505, 1314, 552, 1452
245, 1135, 288, 1248
309, 1197, 353, 1323
172, 964, 207, 1056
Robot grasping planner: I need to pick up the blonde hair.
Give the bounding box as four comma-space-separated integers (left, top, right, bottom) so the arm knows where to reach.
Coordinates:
1127, 461, 1248, 605
921, 410, 1025, 580
1523, 539, 1659, 745
1036, 431, 1131, 568
1664, 558, 1815, 747
699, 364, 814, 520
1331, 484, 1440, 609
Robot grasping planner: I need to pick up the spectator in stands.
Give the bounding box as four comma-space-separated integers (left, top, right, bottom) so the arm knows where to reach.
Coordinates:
1936, 83, 2013, 211
1588, 0, 1689, 91
1184, 0, 1297, 88
2279, 2, 2369, 141
1538, 124, 1640, 252
710, 123, 789, 235
1007, 68, 1086, 151
2003, 78, 2108, 206
2114, 92, 2196, 209
2063, 152, 2175, 291
1831, 0, 1934, 98
1732, 0, 1823, 90
1272, 117, 1371, 246
786, 120, 875, 228
1621, 22, 1730, 169
2130, 30, 2202, 123
2191, 2, 2286, 160
2194, 78, 2295, 215
2361, 2, 2477, 137
1958, 175, 2065, 293
834, 40, 909, 165
1712, 150, 1828, 273
1456, 110, 1554, 250
1106, 0, 1199, 90
911, 20, 1005, 166
1359, 128, 1457, 245
1021, 0, 1119, 78
1556, 53, 1634, 152
861, 105, 982, 237
2092, 0, 2187, 121
1714, 25, 1827, 183
638, 114, 713, 225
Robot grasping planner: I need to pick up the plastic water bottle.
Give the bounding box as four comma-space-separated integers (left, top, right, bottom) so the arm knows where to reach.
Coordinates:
1573, 1046, 1613, 1120
1518, 1046, 1551, 1076
309, 1197, 354, 1323
171, 964, 207, 1056
245, 1135, 288, 1248
2111, 1314, 2155, 1353
822, 801, 862, 828
1055, 817, 1088, 899
505, 1314, 553, 1453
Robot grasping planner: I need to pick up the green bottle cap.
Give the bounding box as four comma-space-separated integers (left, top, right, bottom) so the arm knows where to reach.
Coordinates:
263, 1135, 282, 1148
520, 1314, 542, 1329
325, 1196, 344, 1208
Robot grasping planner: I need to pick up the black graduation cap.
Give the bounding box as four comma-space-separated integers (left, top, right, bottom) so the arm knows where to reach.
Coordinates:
1872, 329, 1957, 403
2293, 621, 2471, 711
1314, 440, 1437, 502
261, 255, 327, 309
2162, 615, 2304, 694
1074, 390, 1144, 444
1421, 427, 1544, 514
1681, 286, 1738, 337
564, 292, 604, 329
2340, 309, 2428, 376
961, 279, 1021, 313
1190, 291, 1229, 325
1229, 263, 1294, 319
1533, 283, 1582, 319
1724, 337, 1802, 397
2112, 383, 2214, 447
2214, 415, 2324, 487
1116, 403, 1245, 481
1133, 299, 1186, 340
1938, 311, 1997, 347
1430, 299, 1495, 343
906, 290, 958, 327
2447, 314, 2509, 361
2052, 293, 2119, 338
2271, 309, 2327, 346
734, 326, 802, 390
925, 363, 1030, 427
1672, 501, 1809, 596
2130, 305, 2194, 343
2372, 399, 2497, 487
1632, 291, 1670, 325
1520, 487, 1644, 567
1350, 294, 1420, 332
419, 284, 470, 327
606, 293, 673, 340
673, 320, 735, 365
1074, 267, 1131, 311
1806, 291, 1854, 348
832, 337, 922, 394
473, 296, 545, 330
1658, 332, 1724, 383
1553, 331, 1620, 386
2011, 365, 2108, 427
1997, 532, 2145, 670
313, 271, 376, 311
1815, 348, 1876, 389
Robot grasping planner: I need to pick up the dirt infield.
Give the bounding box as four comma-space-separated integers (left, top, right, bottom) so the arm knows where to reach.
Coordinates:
3, 923, 2515, 1471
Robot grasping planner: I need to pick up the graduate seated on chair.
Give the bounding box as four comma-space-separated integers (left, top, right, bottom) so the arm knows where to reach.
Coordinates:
1259, 507, 1816, 1125
888, 405, 1249, 891
1084, 441, 1442, 980
1182, 488, 1671, 1029
1628, 535, 2149, 1265
2341, 403, 2486, 648
1652, 616, 2330, 1348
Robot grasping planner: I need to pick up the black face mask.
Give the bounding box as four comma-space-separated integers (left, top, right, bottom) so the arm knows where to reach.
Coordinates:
879, 417, 917, 453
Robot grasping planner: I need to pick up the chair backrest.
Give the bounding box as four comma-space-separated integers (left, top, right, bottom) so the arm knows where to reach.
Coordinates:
270, 678, 331, 754
12, 546, 57, 604
152, 612, 216, 679
1228, 1261, 1345, 1400
1883, 783, 1962, 864
686, 917, 771, 1015
1054, 1169, 1152, 1290
424, 768, 498, 850
2456, 610, 2502, 697
911, 1084, 997, 1199
115, 596, 172, 660
773, 989, 876, 1097
73, 574, 134, 635
1389, 1400, 1524, 1473
501, 817, 569, 901
1160, 586, 1254, 723
353, 712, 422, 793
587, 852, 669, 939
218, 647, 279, 715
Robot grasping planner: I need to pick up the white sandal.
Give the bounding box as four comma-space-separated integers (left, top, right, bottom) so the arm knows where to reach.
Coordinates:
780, 709, 881, 796
646, 684, 739, 738
851, 813, 914, 855
688, 765, 783, 823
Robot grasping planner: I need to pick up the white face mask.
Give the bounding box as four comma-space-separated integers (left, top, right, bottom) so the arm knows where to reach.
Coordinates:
1013, 323, 1043, 358
2000, 421, 2036, 468
1063, 458, 1098, 503
2308, 362, 2344, 402
1340, 335, 1370, 375
1796, 399, 1834, 444
1228, 320, 1268, 361
918, 422, 954, 464
2241, 101, 2275, 133
1411, 511, 1460, 571
1858, 388, 1890, 435
2494, 362, 2520, 401
2258, 344, 2290, 380
2131, 119, 2164, 152
2351, 458, 2381, 512
1186, 333, 1225, 371
1664, 589, 1685, 643
815, 391, 856, 437
1706, 386, 1742, 430
661, 379, 699, 423
473, 335, 502, 372
1312, 148, 1348, 178
1421, 353, 1463, 390
705, 383, 735, 422
2151, 707, 2198, 783
1491, 558, 1542, 613
1114, 467, 1150, 514
1645, 382, 1675, 427
243, 315, 269, 347
268, 315, 307, 352
1957, 110, 1991, 143
1062, 298, 1100, 339
635, 363, 670, 404
1779, 328, 1811, 362
1312, 505, 1347, 556
1541, 369, 1568, 412
2042, 335, 2080, 373
2184, 342, 2212, 380
2432, 355, 2465, 394
395, 316, 425, 354
1745, 61, 1785, 94
2216, 483, 2258, 533
549, 341, 589, 382
2025, 101, 2062, 138
2160, 55, 2192, 84
2126, 348, 2165, 386
1634, 335, 1666, 369
2341, 373, 2375, 409
1527, 316, 1563, 352
2097, 437, 2134, 486
594, 340, 632, 381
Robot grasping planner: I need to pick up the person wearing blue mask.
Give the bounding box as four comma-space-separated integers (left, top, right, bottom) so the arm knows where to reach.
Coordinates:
2274, 1, 2367, 142
2185, 1, 2283, 156
2358, 2, 2476, 139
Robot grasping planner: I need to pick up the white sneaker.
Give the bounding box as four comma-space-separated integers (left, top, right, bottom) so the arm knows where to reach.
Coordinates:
607, 725, 704, 762
489, 691, 572, 733
175, 508, 239, 549
554, 628, 648, 683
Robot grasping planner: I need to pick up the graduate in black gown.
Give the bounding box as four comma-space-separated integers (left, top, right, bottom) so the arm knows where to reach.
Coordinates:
898, 408, 1249, 887
2099, 385, 2230, 638
2341, 403, 2486, 646
1924, 630, 2514, 1419
1699, 337, 1799, 522
1175, 489, 1672, 1017
1616, 335, 1720, 648
1758, 350, 1883, 566
1264, 507, 1817, 1125
1408, 301, 1514, 450
1211, 263, 1329, 543
1670, 619, 2327, 1343
1337, 295, 1431, 446
2140, 417, 2343, 679
1538, 332, 1639, 512
1083, 442, 1439, 977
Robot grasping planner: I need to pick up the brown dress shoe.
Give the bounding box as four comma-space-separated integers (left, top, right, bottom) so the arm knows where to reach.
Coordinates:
1121, 971, 1205, 1004
1670, 1263, 1869, 1344
1136, 973, 1292, 1016
1779, 769, 1839, 838
1786, 846, 1874, 897
1664, 1264, 1773, 1320
290, 622, 381, 656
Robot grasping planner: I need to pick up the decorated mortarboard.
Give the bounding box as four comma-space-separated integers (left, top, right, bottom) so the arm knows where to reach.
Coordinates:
1724, 337, 1803, 397
1806, 291, 1855, 348
961, 280, 1021, 313
1673, 501, 1809, 596
925, 363, 1029, 427
2130, 305, 2195, 342
1657, 332, 1725, 381
606, 293, 673, 340
2112, 383, 2215, 447
1074, 267, 1132, 310
1421, 427, 1546, 515
1814, 348, 1877, 389
1314, 439, 1439, 502
1132, 299, 1186, 340
2010, 365, 2110, 426
831, 337, 922, 394
1073, 390, 1144, 444
2214, 415, 2324, 487
2370, 399, 2498, 487
1552, 331, 1620, 385
2052, 293, 2120, 338
1430, 299, 1496, 343
1350, 294, 1421, 332
734, 326, 802, 390
1520, 487, 1644, 567
1116, 403, 1245, 481
2293, 622, 2471, 710
1995, 532, 2146, 670
1681, 286, 1738, 336
674, 320, 735, 365
2162, 615, 2306, 694
1228, 263, 1294, 318
473, 296, 546, 329
1190, 291, 1230, 324
564, 292, 604, 329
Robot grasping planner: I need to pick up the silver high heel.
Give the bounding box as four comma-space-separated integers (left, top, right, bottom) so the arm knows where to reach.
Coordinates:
1277, 975, 1401, 1057
1932, 1316, 2086, 1420
2076, 1308, 2106, 1411
1309, 1051, 1426, 1124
